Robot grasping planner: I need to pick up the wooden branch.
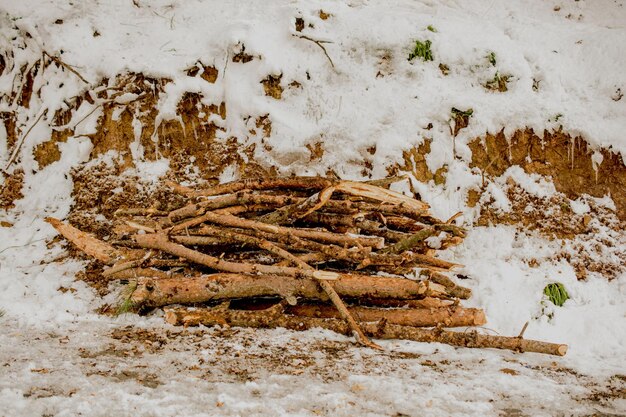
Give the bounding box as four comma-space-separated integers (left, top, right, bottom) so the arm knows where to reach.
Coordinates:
384, 216, 427, 232
286, 304, 486, 327
169, 193, 311, 222
168, 177, 336, 198
102, 251, 151, 277
43, 51, 89, 84
171, 235, 228, 246
170, 193, 434, 224
189, 225, 459, 271
349, 297, 455, 309
164, 306, 568, 356
298, 212, 409, 242
134, 232, 345, 281
168, 177, 429, 212
175, 211, 385, 249
258, 181, 430, 226
364, 175, 408, 188
334, 180, 429, 212
257, 186, 336, 225
293, 34, 335, 68
4, 109, 46, 172
423, 271, 472, 299
168, 193, 243, 222
114, 208, 169, 217
114, 269, 443, 307
45, 218, 124, 265
381, 227, 437, 254
321, 200, 435, 222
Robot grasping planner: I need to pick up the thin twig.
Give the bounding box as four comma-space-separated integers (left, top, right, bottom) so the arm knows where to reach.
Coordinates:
517, 321, 529, 339
70, 103, 103, 130
3, 108, 46, 172
293, 34, 335, 68
446, 211, 463, 224
43, 51, 89, 84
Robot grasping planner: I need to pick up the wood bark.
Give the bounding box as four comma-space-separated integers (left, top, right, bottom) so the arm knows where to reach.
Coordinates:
45, 218, 123, 265
178, 211, 385, 249
168, 192, 304, 222
169, 193, 436, 224
381, 227, 437, 254
190, 225, 458, 271
167, 177, 429, 213
133, 232, 343, 281
286, 304, 486, 327
333, 180, 429, 212
257, 187, 336, 225
163, 306, 568, 356
349, 297, 455, 309
298, 212, 409, 242
113, 269, 443, 307
168, 177, 336, 198
363, 175, 408, 188
423, 271, 472, 300
114, 208, 169, 217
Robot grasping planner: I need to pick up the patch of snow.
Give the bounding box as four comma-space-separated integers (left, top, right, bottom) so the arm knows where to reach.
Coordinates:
499, 166, 557, 199
219, 163, 241, 184
570, 198, 591, 215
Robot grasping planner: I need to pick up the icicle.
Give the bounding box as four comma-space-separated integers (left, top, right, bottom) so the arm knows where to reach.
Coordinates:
591, 151, 603, 183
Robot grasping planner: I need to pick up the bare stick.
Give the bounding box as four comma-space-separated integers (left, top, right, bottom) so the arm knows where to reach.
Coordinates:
164, 306, 568, 356
45, 218, 124, 265
286, 304, 486, 327
349, 297, 455, 309
364, 175, 409, 188
114, 208, 169, 217
422, 271, 472, 300
259, 181, 430, 224
135, 232, 346, 281
381, 227, 436, 254
168, 177, 335, 198
102, 251, 152, 277
190, 225, 459, 271
116, 270, 443, 307
43, 51, 89, 84
299, 212, 408, 242
168, 177, 429, 212
257, 186, 336, 225
4, 109, 46, 172
169, 194, 433, 223
334, 180, 429, 212
293, 34, 335, 68
168, 193, 243, 222
172, 211, 385, 249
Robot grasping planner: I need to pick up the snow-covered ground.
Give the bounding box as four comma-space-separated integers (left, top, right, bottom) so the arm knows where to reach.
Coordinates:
0, 0, 625, 415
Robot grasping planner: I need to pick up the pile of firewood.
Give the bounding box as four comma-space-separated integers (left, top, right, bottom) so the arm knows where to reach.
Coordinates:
47, 176, 567, 356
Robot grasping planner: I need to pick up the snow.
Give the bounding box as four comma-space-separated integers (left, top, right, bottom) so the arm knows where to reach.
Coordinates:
0, 0, 625, 415
570, 198, 591, 215
452, 225, 626, 375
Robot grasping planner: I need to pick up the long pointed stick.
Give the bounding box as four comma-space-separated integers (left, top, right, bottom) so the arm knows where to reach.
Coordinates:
164, 306, 567, 356
45, 218, 123, 265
